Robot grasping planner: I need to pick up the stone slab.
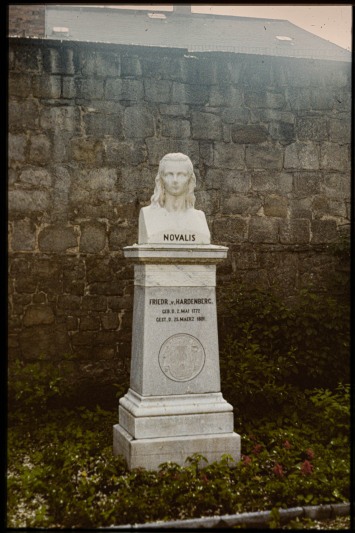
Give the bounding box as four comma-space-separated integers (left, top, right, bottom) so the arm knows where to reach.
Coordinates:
119, 389, 233, 416
113, 424, 241, 470
119, 400, 233, 439
123, 244, 228, 263
129, 285, 221, 396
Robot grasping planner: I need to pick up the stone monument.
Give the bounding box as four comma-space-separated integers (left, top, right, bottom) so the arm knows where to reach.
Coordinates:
113, 153, 241, 470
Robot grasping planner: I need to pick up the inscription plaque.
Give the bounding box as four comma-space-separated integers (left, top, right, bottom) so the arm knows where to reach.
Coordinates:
159, 333, 205, 382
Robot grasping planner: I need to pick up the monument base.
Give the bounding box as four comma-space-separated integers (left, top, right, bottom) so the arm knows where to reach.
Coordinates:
113, 388, 241, 470
113, 424, 240, 471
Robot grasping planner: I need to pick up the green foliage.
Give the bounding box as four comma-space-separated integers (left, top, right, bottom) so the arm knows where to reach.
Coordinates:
7, 354, 74, 420
7, 284, 350, 528
218, 285, 350, 419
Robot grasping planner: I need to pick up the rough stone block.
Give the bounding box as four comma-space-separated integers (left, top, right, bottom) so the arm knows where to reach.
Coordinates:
286, 87, 312, 111
311, 195, 330, 218
108, 224, 137, 250
83, 112, 123, 137
245, 90, 285, 109
123, 106, 155, 139
19, 324, 71, 360
80, 316, 100, 331
221, 106, 250, 124
161, 118, 191, 139
194, 190, 220, 217
82, 295, 107, 312
222, 195, 262, 216
73, 168, 117, 192
18, 168, 52, 188
296, 116, 328, 141
185, 57, 218, 85
293, 172, 322, 196
333, 89, 351, 112
248, 217, 279, 243
159, 104, 190, 117
71, 331, 97, 347
67, 316, 79, 331
11, 218, 36, 251
103, 139, 145, 166
267, 121, 295, 145
32, 292, 47, 304
191, 112, 222, 141
245, 144, 283, 170
13, 45, 42, 72
40, 106, 79, 132
311, 220, 338, 243
279, 219, 310, 244
199, 141, 213, 166
73, 78, 104, 100
105, 78, 144, 101
213, 142, 245, 170
80, 50, 120, 77
251, 171, 293, 193
327, 199, 347, 218
62, 77, 75, 99
8, 189, 51, 213
8, 134, 27, 162
32, 75, 61, 99
264, 195, 288, 217
57, 294, 82, 312
23, 305, 55, 326
43, 47, 75, 75
38, 225, 78, 252
171, 82, 209, 105
311, 88, 337, 110
79, 222, 106, 253
213, 217, 248, 243
70, 137, 104, 165
320, 143, 350, 172
231, 125, 269, 144
146, 138, 199, 166
120, 56, 141, 77
329, 116, 351, 144
8, 100, 39, 131
8, 72, 32, 98
218, 171, 250, 193
323, 173, 350, 199
144, 79, 171, 103
29, 134, 52, 165
284, 142, 319, 170
209, 85, 243, 107
101, 312, 119, 330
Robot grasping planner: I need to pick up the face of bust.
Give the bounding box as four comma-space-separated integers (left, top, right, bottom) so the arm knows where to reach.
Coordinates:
161, 160, 191, 198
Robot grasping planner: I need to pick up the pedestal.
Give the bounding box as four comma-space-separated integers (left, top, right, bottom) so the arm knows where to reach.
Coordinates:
113, 244, 241, 470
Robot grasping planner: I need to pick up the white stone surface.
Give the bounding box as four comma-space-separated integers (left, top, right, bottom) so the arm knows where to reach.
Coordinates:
113, 153, 240, 470
113, 425, 241, 471
139, 206, 210, 244
134, 263, 216, 287
119, 407, 234, 439
124, 244, 228, 263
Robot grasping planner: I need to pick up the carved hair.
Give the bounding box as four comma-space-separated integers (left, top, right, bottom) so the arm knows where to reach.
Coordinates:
150, 153, 196, 209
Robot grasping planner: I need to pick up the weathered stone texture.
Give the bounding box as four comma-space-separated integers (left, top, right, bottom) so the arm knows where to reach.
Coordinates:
8, 38, 350, 395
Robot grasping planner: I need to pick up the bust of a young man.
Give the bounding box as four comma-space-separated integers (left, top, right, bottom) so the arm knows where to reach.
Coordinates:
138, 153, 211, 244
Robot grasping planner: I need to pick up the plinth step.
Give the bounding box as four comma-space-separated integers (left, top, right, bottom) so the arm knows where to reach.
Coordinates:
113, 424, 241, 471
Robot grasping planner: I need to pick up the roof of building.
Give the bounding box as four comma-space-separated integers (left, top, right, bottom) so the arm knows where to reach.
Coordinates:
44, 5, 351, 62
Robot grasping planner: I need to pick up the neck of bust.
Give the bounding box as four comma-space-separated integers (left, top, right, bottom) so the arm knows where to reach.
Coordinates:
164, 194, 187, 213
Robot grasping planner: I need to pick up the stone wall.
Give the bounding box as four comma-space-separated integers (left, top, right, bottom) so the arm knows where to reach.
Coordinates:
8, 38, 351, 401
8, 5, 45, 37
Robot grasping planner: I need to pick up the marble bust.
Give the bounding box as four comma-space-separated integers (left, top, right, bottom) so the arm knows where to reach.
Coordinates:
138, 153, 211, 244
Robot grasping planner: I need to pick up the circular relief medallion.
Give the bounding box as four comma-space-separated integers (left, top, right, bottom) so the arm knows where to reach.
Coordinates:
159, 334, 206, 382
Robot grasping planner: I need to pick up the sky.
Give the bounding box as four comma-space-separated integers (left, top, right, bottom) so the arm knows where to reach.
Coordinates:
110, 4, 352, 51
